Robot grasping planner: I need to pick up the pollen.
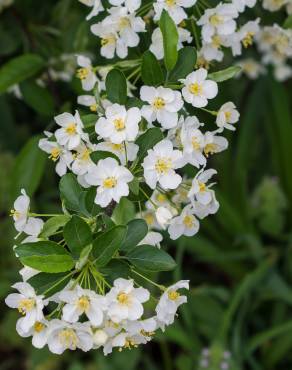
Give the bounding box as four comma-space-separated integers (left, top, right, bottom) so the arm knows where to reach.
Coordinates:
77, 296, 90, 312
65, 123, 77, 135
165, 0, 176, 6
76, 67, 89, 80
156, 193, 167, 203
242, 32, 255, 48
80, 148, 92, 161
103, 177, 117, 189
59, 328, 78, 349
18, 298, 35, 314
119, 338, 138, 351
153, 97, 165, 110
155, 158, 172, 174
90, 104, 97, 112
192, 136, 201, 150
111, 143, 123, 151
101, 36, 116, 46
144, 212, 155, 226
198, 181, 206, 192
10, 209, 20, 218
49, 147, 61, 162
204, 143, 218, 157
119, 17, 131, 30
224, 111, 232, 121
114, 118, 126, 131
211, 35, 222, 48
168, 290, 180, 301
34, 322, 45, 333
188, 83, 203, 96
183, 215, 194, 228
117, 292, 130, 305
209, 14, 223, 26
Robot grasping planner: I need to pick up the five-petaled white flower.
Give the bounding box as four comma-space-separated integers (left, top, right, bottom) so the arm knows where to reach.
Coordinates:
96, 141, 139, 165
106, 278, 150, 323
16, 319, 49, 349
156, 280, 189, 329
216, 102, 240, 131
96, 104, 141, 144
142, 139, 183, 190
76, 55, 98, 91
59, 285, 106, 326
153, 0, 197, 24
140, 86, 183, 129
85, 158, 134, 207
188, 168, 217, 205
168, 204, 199, 240
181, 68, 218, 108
54, 111, 88, 150
5, 282, 45, 333
47, 320, 93, 354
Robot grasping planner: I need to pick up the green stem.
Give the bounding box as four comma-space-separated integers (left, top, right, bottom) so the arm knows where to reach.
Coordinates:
131, 268, 165, 291
43, 270, 75, 296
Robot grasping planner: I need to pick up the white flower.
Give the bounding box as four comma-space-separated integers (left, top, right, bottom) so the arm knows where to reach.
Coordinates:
188, 169, 217, 205
71, 142, 96, 176
91, 23, 126, 59
54, 111, 88, 150
262, 0, 287, 11
85, 158, 133, 207
96, 104, 141, 144
16, 319, 49, 349
142, 139, 183, 190
47, 320, 93, 354
76, 55, 98, 91
153, 0, 197, 24
156, 280, 189, 328
93, 329, 109, 348
181, 68, 218, 108
77, 95, 99, 113
138, 231, 163, 247
39, 133, 73, 177
59, 285, 106, 326
10, 189, 44, 236
96, 141, 139, 165
274, 62, 292, 81
19, 267, 40, 282
5, 282, 45, 333
236, 58, 266, 79
216, 102, 240, 131
197, 3, 238, 43
226, 19, 260, 56
155, 206, 174, 229
192, 192, 219, 219
79, 0, 104, 20
106, 278, 150, 323
232, 0, 256, 12
150, 27, 192, 60
108, 0, 141, 12
180, 116, 206, 167
168, 204, 199, 240
199, 39, 225, 63
203, 131, 228, 157
140, 86, 183, 129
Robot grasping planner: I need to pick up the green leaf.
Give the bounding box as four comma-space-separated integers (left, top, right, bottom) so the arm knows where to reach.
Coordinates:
120, 219, 148, 252
63, 215, 92, 258
129, 178, 140, 195
141, 51, 164, 86
169, 47, 197, 81
59, 173, 82, 212
40, 215, 71, 238
100, 260, 131, 283
10, 136, 46, 201
91, 150, 120, 164
112, 198, 136, 225
159, 10, 179, 71
15, 241, 75, 273
126, 245, 176, 271
208, 66, 241, 82
136, 128, 164, 161
0, 54, 45, 94
81, 114, 97, 128
105, 69, 127, 104
83, 187, 101, 217
283, 14, 292, 29
20, 80, 54, 116
92, 225, 127, 267
28, 272, 72, 297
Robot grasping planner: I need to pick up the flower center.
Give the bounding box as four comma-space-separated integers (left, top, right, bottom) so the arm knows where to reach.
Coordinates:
155, 158, 172, 174
76, 67, 89, 80
119, 17, 131, 30
183, 215, 194, 228
156, 193, 167, 203
144, 212, 155, 226
192, 136, 201, 150
204, 143, 217, 157
111, 143, 123, 151
188, 83, 203, 96
50, 147, 61, 162
59, 328, 78, 349
209, 14, 223, 26
198, 181, 206, 192
90, 104, 97, 112
34, 322, 45, 333
77, 295, 90, 312
117, 292, 130, 305
153, 97, 165, 110
103, 177, 117, 188
114, 118, 126, 131
18, 298, 35, 314
242, 32, 255, 48
165, 0, 176, 6
119, 338, 138, 352
65, 123, 77, 135
224, 111, 232, 121
10, 209, 21, 219
101, 36, 116, 46
80, 148, 92, 161
211, 35, 222, 48
168, 290, 180, 300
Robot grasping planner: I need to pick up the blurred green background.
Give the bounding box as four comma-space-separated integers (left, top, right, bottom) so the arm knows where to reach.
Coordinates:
1, 1, 292, 369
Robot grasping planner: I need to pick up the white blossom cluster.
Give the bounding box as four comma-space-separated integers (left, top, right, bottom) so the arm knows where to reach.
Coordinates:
6, 277, 189, 355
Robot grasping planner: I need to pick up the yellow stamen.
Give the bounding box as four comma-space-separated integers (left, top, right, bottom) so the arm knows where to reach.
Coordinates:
76, 68, 89, 80
117, 292, 130, 305
111, 143, 123, 151
153, 97, 165, 110
188, 83, 203, 96
156, 193, 167, 203
168, 290, 180, 300
18, 298, 35, 314
10, 209, 20, 218
119, 17, 131, 30
77, 296, 90, 312
80, 148, 92, 161
183, 215, 194, 228
198, 181, 206, 192
103, 177, 117, 189
155, 158, 172, 174
204, 143, 217, 157
144, 212, 155, 226
209, 14, 223, 26
90, 104, 97, 112
65, 123, 77, 136
211, 35, 222, 48
101, 36, 116, 46
242, 32, 255, 48
34, 322, 45, 333
165, 0, 176, 6
192, 136, 201, 150
49, 147, 61, 162
224, 111, 232, 121
59, 329, 78, 349
114, 118, 126, 131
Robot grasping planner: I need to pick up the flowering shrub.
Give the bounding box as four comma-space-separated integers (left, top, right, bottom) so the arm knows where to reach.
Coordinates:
1, 0, 292, 361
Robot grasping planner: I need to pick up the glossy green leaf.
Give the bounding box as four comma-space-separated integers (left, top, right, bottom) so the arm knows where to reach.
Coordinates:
28, 272, 72, 297
112, 198, 136, 225
63, 215, 92, 258
169, 47, 197, 81
136, 128, 164, 161
208, 66, 241, 82
105, 69, 127, 104
283, 14, 292, 29
159, 10, 179, 71
91, 150, 120, 164
20, 80, 54, 116
59, 173, 82, 212
40, 215, 71, 238
141, 51, 164, 86
120, 219, 148, 252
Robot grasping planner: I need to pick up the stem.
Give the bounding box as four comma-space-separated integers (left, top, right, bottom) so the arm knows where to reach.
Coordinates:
131, 268, 165, 291
139, 187, 157, 208
43, 270, 75, 296
29, 213, 63, 217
